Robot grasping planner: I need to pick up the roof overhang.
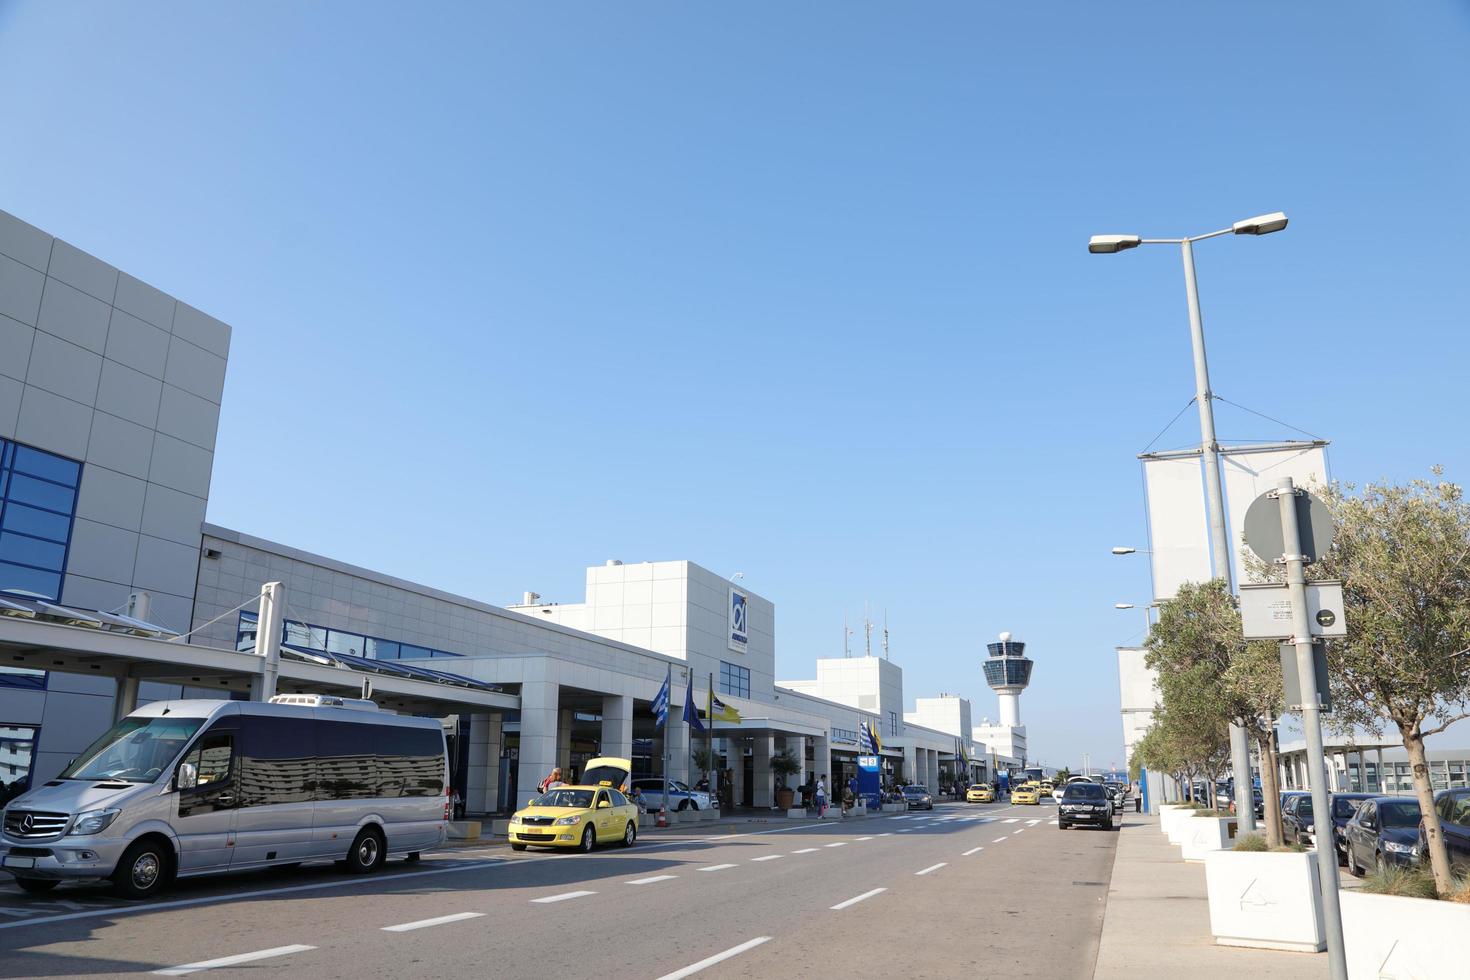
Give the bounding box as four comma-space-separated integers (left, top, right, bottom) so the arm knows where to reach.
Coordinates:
0, 615, 519, 717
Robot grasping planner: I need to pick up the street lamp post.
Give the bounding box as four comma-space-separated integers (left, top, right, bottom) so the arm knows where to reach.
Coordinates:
1091, 212, 1288, 838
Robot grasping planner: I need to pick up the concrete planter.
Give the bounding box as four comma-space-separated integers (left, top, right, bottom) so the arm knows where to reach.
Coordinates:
1158, 804, 1191, 836
1341, 888, 1470, 979
446, 820, 481, 841
1181, 815, 1238, 861
785, 808, 808, 819
1203, 850, 1324, 952
1166, 808, 1203, 843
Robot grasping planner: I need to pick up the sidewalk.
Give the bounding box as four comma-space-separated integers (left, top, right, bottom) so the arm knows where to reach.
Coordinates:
1093, 816, 1326, 980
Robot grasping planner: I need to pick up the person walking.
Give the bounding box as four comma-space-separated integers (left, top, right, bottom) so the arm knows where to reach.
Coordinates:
538, 767, 564, 795
815, 774, 828, 818
451, 788, 464, 820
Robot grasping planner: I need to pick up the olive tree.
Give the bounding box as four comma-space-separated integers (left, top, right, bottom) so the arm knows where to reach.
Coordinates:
1305, 474, 1470, 893
1147, 580, 1285, 838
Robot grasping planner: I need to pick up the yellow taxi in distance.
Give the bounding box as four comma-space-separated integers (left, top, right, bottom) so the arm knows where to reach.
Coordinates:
1011, 784, 1041, 805
508, 757, 639, 853
966, 783, 995, 803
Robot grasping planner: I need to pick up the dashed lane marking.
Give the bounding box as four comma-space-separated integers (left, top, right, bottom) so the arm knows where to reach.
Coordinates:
915, 863, 947, 876
962, 847, 984, 856
627, 875, 678, 885
855, 836, 873, 841
1003, 818, 1020, 824
792, 848, 820, 854
381, 912, 485, 932
830, 888, 887, 910
750, 855, 783, 862
531, 890, 597, 903
993, 837, 1008, 843
697, 864, 737, 872
154, 945, 316, 976
824, 842, 847, 848
655, 937, 773, 980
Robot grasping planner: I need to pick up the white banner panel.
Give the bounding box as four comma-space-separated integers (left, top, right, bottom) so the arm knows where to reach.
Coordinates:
1223, 446, 1328, 586
1143, 456, 1212, 601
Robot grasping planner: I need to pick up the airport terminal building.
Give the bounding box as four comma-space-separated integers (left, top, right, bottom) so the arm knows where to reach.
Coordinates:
0, 207, 1018, 813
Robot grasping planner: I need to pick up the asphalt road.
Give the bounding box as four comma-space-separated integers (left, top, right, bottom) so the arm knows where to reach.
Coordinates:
0, 800, 1121, 979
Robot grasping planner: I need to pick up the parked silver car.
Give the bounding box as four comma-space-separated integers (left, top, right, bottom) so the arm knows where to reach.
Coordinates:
0, 696, 448, 898
630, 778, 712, 811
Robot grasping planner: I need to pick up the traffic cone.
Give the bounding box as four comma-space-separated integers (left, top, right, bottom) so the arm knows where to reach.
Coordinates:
656, 806, 668, 828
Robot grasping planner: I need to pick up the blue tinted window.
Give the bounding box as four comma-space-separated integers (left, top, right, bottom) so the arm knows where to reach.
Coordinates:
326, 630, 366, 657
0, 438, 80, 603
719, 661, 750, 698
400, 645, 431, 660
365, 638, 399, 660
236, 613, 472, 664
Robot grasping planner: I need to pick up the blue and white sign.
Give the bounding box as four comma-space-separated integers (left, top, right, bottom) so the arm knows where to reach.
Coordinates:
728, 587, 748, 654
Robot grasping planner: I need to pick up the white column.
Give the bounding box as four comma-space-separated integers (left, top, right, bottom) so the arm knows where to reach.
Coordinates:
516, 679, 560, 809
813, 734, 832, 798
556, 708, 573, 777
724, 737, 744, 807
465, 713, 494, 814
928, 749, 940, 791
903, 744, 917, 785
249, 582, 285, 701
752, 736, 774, 808
1376, 747, 1385, 793
667, 716, 690, 787
113, 676, 140, 723
790, 736, 808, 794
601, 695, 633, 761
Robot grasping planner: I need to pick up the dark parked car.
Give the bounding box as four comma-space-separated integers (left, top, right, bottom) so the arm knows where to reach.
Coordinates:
901, 785, 934, 811
1419, 787, 1470, 874
1058, 782, 1114, 831
1344, 797, 1421, 876
1283, 792, 1375, 863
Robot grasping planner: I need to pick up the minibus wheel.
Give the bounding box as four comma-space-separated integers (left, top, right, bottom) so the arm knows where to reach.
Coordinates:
345, 827, 385, 874
17, 878, 59, 895
112, 837, 172, 899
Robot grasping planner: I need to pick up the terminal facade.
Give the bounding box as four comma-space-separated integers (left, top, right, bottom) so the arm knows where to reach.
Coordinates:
0, 207, 1025, 812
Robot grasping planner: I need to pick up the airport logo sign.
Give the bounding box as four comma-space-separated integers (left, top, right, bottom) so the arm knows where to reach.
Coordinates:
728, 587, 748, 653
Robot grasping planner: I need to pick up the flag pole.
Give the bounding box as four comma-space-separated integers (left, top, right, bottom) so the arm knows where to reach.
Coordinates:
708, 671, 715, 810
663, 665, 671, 818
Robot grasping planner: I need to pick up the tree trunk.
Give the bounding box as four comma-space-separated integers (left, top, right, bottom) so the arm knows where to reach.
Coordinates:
1402, 729, 1453, 894
1258, 730, 1283, 848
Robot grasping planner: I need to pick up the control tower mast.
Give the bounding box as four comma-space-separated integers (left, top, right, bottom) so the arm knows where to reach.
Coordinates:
983, 631, 1033, 728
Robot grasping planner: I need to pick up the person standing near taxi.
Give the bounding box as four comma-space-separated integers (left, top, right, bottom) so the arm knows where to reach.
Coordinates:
815, 774, 828, 817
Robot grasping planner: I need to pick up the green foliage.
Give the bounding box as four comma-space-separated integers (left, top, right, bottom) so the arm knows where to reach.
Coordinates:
769, 750, 802, 788
1233, 833, 1268, 852
1361, 864, 1440, 901
692, 748, 718, 774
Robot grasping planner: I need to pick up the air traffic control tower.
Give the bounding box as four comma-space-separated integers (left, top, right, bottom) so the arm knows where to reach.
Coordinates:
983, 631, 1033, 728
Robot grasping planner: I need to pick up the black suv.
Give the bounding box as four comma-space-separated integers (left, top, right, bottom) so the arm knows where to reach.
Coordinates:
1059, 782, 1115, 831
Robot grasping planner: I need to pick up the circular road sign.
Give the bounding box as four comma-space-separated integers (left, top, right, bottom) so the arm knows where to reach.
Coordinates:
1243, 488, 1334, 563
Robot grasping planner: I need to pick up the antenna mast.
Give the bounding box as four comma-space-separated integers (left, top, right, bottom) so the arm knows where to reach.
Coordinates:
864, 601, 873, 658
883, 610, 890, 660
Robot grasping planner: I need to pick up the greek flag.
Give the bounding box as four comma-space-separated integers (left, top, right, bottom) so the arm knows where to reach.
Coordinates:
652, 667, 670, 730
860, 722, 877, 754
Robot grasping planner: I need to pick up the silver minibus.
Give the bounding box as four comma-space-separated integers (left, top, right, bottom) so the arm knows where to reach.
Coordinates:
0, 695, 449, 898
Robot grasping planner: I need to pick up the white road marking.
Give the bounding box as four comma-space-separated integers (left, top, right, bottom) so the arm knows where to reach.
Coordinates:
697, 863, 737, 872
655, 936, 773, 980
993, 836, 1008, 843
750, 854, 783, 862
154, 945, 316, 976
531, 890, 597, 903
1050, 820, 1059, 825
962, 846, 984, 856
877, 832, 893, 837
1014, 828, 1026, 834
381, 911, 484, 932
792, 847, 820, 854
824, 842, 847, 848
627, 875, 679, 885
830, 887, 887, 910
1003, 818, 1019, 824
896, 829, 913, 833
1026, 819, 1041, 826
915, 863, 947, 876
855, 836, 873, 841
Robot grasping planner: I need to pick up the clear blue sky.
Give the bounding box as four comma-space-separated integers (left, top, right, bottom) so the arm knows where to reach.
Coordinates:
3, 2, 1467, 768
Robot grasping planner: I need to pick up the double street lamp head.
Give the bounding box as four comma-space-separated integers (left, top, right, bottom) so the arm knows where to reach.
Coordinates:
1087, 211, 1288, 252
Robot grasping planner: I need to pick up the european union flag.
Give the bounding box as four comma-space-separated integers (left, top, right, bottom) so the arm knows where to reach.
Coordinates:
683, 673, 706, 733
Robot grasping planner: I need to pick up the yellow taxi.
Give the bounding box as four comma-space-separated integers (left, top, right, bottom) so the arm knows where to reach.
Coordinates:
1011, 783, 1041, 805
966, 783, 995, 803
508, 757, 640, 852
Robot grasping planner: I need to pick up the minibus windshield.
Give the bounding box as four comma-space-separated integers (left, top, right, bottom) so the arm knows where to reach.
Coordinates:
60, 716, 206, 783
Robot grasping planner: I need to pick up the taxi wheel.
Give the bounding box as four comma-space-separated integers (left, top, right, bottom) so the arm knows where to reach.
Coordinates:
622, 822, 636, 848
677, 800, 690, 811
511, 843, 527, 852
578, 827, 595, 853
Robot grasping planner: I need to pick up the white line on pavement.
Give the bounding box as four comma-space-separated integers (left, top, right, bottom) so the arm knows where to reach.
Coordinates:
962, 847, 984, 856
792, 848, 820, 854
1050, 820, 1059, 825
1003, 818, 1019, 824
531, 890, 597, 904
896, 829, 913, 833
824, 842, 847, 848
154, 945, 316, 976
877, 832, 893, 837
750, 855, 783, 862
627, 875, 679, 885
381, 912, 485, 932
655, 936, 773, 980
993, 837, 1008, 843
1014, 828, 1026, 834
697, 864, 737, 872
855, 836, 873, 841
830, 888, 887, 910
915, 863, 947, 876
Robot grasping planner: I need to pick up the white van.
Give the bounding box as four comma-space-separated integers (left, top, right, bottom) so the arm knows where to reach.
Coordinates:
0, 696, 449, 898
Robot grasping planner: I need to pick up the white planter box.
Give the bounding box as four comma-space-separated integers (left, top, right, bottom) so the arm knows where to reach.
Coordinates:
1181, 816, 1239, 861
1167, 809, 1202, 843
1341, 888, 1470, 979
1204, 850, 1325, 952
1158, 805, 1191, 837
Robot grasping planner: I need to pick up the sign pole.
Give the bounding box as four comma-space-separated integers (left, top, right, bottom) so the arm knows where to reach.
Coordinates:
1276, 476, 1347, 980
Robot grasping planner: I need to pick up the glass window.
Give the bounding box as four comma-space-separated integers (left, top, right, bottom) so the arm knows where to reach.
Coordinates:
0, 438, 80, 603
0, 725, 38, 807
61, 715, 206, 783
377, 725, 444, 798
719, 661, 750, 698
315, 721, 377, 800
609, 789, 628, 807
325, 630, 366, 658
0, 665, 46, 691
239, 716, 316, 806
400, 644, 431, 660
237, 611, 258, 651
184, 730, 235, 787
365, 638, 399, 660
283, 620, 327, 650
889, 711, 898, 737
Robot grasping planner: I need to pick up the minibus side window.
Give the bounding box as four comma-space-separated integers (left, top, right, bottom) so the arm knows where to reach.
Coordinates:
239, 716, 317, 807
316, 721, 376, 800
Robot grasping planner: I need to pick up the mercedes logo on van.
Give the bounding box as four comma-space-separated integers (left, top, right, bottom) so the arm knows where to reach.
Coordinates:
19, 813, 34, 834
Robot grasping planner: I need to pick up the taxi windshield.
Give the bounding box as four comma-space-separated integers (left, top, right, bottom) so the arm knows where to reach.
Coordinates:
60, 716, 206, 783
535, 789, 594, 809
